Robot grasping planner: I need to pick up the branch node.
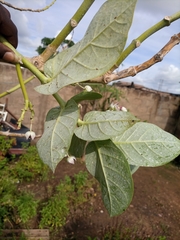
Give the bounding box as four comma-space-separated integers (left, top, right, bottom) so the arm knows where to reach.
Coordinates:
30, 55, 45, 71
129, 66, 137, 76
104, 71, 112, 83
155, 53, 163, 61
71, 19, 78, 28
164, 16, 171, 25
135, 40, 141, 48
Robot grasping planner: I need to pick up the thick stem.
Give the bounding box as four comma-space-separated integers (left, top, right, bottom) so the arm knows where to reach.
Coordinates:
113, 11, 180, 70
53, 93, 66, 108
39, 0, 95, 63
0, 35, 49, 84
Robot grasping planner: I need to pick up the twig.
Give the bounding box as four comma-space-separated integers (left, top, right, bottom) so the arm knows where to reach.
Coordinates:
91, 33, 180, 84
0, 75, 35, 98
113, 12, 180, 71
0, 34, 49, 84
31, 0, 95, 70
15, 64, 35, 129
0, 0, 56, 12
0, 130, 41, 138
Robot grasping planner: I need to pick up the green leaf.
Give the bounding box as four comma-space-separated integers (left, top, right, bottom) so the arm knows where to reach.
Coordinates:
35, 0, 137, 95
71, 91, 102, 104
46, 106, 61, 121
68, 134, 86, 158
85, 140, 133, 216
37, 100, 79, 172
113, 122, 180, 167
75, 111, 139, 141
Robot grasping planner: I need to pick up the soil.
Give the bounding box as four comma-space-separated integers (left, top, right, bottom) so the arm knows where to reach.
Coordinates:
26, 160, 180, 240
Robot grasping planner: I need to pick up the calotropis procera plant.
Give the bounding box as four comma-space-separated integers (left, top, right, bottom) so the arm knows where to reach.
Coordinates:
0, 0, 180, 216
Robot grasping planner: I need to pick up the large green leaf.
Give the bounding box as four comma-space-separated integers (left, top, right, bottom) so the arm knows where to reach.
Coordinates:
75, 111, 139, 141
35, 0, 137, 95
113, 122, 180, 167
37, 100, 79, 172
85, 140, 133, 216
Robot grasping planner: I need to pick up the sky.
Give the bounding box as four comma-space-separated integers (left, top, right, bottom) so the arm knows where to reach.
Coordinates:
4, 0, 180, 94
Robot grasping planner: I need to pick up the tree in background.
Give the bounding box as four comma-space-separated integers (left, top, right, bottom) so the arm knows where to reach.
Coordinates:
36, 37, 75, 55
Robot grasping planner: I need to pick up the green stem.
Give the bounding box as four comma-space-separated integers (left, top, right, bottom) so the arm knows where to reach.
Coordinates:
40, 0, 95, 62
21, 57, 49, 84
16, 63, 29, 101
28, 101, 35, 120
77, 119, 85, 126
16, 63, 30, 128
0, 35, 65, 106
0, 75, 34, 98
0, 35, 49, 84
53, 93, 66, 108
114, 11, 180, 68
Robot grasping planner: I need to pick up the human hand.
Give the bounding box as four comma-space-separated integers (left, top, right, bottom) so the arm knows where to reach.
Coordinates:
0, 4, 18, 63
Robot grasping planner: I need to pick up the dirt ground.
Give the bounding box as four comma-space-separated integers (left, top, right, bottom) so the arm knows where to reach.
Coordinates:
29, 159, 180, 240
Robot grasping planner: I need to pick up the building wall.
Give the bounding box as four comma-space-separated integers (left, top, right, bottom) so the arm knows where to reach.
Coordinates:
0, 63, 179, 137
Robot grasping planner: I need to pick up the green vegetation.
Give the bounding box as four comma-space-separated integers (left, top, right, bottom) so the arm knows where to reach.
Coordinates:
39, 171, 90, 230
0, 139, 48, 229
0, 136, 15, 158
12, 145, 50, 181
0, 136, 94, 233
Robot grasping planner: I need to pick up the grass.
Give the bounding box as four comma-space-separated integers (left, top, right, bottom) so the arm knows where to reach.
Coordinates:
0, 136, 95, 233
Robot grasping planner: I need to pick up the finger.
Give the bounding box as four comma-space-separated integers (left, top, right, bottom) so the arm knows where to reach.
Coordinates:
0, 4, 18, 48
0, 43, 16, 62
0, 42, 10, 58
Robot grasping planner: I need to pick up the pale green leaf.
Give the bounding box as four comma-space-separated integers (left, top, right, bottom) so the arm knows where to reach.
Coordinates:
35, 0, 137, 95
75, 111, 139, 141
85, 140, 133, 216
113, 122, 180, 167
37, 100, 79, 172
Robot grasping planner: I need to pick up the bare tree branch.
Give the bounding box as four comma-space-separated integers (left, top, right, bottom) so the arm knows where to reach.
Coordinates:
0, 0, 56, 12
0, 130, 41, 138
91, 33, 180, 84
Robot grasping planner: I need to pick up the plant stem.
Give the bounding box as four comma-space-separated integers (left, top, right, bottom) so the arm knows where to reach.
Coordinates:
16, 63, 30, 128
113, 11, 180, 69
0, 0, 57, 12
77, 119, 85, 126
0, 35, 49, 84
53, 93, 66, 108
40, 0, 95, 63
16, 63, 29, 101
0, 75, 35, 98
21, 57, 49, 84
0, 35, 66, 107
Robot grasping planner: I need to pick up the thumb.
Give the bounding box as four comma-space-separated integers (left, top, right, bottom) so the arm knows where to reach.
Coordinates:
0, 43, 19, 63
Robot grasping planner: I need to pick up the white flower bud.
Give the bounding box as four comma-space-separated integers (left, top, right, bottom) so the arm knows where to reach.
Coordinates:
67, 156, 76, 164
110, 102, 119, 111
84, 85, 92, 92
120, 106, 127, 112
25, 131, 36, 140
